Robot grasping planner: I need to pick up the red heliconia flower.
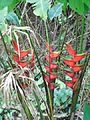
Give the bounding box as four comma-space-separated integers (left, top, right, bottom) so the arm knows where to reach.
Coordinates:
19, 51, 30, 59
65, 82, 74, 88
44, 42, 60, 90
13, 56, 19, 63
20, 84, 28, 89
64, 43, 87, 92
44, 73, 57, 82
48, 83, 55, 90
12, 40, 34, 69
18, 61, 29, 68
66, 44, 76, 57
46, 42, 60, 60
64, 59, 75, 67
50, 52, 60, 59
45, 64, 58, 73
74, 54, 87, 62
11, 39, 19, 52
13, 55, 29, 68
66, 72, 74, 77
12, 40, 30, 59
72, 65, 81, 72
72, 77, 78, 83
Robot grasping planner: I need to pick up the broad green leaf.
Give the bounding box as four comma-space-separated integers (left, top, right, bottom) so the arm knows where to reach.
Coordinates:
55, 0, 67, 12
83, 102, 90, 120
26, 0, 50, 21
61, 95, 67, 103
0, 0, 23, 11
82, 0, 90, 8
0, 7, 8, 31
69, 0, 88, 15
8, 0, 21, 11
48, 3, 63, 20
0, 0, 13, 10
6, 12, 20, 26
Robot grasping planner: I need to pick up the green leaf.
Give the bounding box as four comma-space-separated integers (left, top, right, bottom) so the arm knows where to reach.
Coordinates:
55, 0, 67, 12
82, 0, 90, 8
61, 95, 67, 103
0, 7, 8, 31
69, 0, 88, 15
26, 0, 50, 21
83, 102, 90, 120
48, 3, 63, 20
6, 12, 20, 26
0, 0, 23, 11
4, 35, 11, 44
0, 0, 13, 10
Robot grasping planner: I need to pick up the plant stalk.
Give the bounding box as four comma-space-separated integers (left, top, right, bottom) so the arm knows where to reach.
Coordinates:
80, 17, 85, 53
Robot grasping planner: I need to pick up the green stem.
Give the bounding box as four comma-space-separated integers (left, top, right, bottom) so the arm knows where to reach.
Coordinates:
70, 54, 90, 120
80, 17, 85, 53
44, 21, 49, 43
17, 88, 33, 120
44, 21, 54, 119
28, 35, 50, 108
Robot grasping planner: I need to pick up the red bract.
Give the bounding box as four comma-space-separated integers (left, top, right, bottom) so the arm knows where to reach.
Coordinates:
12, 40, 30, 59
12, 40, 34, 69
45, 64, 58, 73
49, 83, 55, 90
65, 82, 74, 88
72, 77, 78, 83
18, 61, 29, 68
50, 52, 60, 59
66, 72, 74, 77
64, 44, 86, 92
20, 84, 28, 89
12, 39, 19, 52
74, 54, 86, 62
66, 44, 76, 57
20, 51, 30, 59
72, 65, 81, 72
44, 42, 60, 90
64, 59, 75, 67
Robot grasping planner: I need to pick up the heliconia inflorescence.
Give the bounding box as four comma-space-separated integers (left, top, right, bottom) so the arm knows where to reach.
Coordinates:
44, 42, 60, 90
12, 40, 35, 88
12, 40, 34, 69
64, 44, 87, 92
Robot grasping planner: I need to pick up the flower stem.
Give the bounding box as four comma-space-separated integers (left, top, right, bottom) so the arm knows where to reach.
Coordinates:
44, 21, 54, 119
80, 17, 85, 53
